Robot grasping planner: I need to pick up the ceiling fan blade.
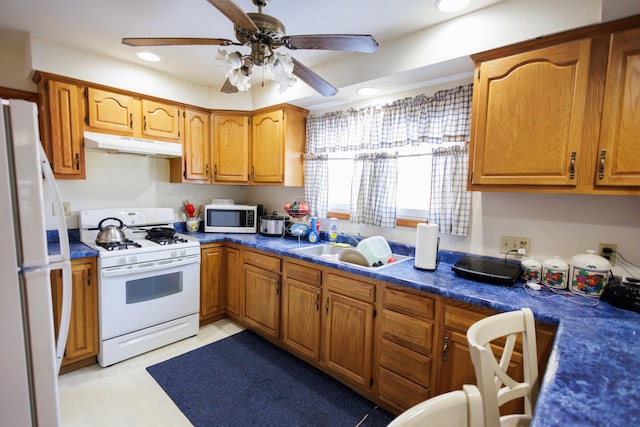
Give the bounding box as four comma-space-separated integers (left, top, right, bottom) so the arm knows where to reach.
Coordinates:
122, 37, 236, 47
283, 35, 379, 53
206, 0, 259, 33
291, 57, 338, 97
221, 78, 239, 94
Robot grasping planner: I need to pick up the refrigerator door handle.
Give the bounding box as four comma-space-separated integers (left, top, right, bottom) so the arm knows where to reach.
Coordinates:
39, 144, 72, 373
53, 261, 72, 372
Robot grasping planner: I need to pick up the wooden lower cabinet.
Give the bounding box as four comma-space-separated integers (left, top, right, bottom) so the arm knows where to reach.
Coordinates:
200, 243, 225, 325
282, 260, 322, 360
242, 249, 282, 339
225, 246, 242, 319
438, 300, 556, 417
50, 257, 98, 372
376, 285, 441, 411
227, 251, 558, 416
324, 273, 375, 390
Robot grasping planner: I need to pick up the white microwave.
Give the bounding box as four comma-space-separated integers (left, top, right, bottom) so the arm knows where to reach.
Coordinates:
204, 204, 259, 233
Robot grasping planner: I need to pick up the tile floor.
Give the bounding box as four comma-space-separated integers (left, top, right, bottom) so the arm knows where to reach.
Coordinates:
58, 319, 244, 427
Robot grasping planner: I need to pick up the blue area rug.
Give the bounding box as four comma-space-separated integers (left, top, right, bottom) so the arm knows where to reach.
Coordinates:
146, 330, 395, 427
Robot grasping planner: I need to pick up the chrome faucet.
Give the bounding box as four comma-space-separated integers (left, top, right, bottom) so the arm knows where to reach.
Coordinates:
337, 232, 360, 247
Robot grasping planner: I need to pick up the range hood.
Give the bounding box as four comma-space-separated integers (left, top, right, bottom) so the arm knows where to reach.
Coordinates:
84, 131, 182, 158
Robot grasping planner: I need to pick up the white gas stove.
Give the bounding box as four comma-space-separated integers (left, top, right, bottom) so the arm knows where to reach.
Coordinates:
79, 208, 200, 367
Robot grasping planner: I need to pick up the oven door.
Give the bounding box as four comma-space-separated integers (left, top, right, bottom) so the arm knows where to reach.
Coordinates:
99, 254, 200, 341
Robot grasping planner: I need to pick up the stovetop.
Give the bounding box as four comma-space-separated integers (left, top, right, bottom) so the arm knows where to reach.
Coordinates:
79, 208, 200, 259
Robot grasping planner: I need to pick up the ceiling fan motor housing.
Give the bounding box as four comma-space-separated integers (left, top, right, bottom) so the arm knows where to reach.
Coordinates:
235, 13, 285, 49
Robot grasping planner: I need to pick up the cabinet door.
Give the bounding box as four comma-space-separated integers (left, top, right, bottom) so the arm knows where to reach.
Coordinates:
212, 114, 250, 183
200, 244, 224, 322
282, 277, 322, 360
183, 108, 210, 181
324, 291, 374, 389
86, 88, 135, 134
225, 247, 241, 317
141, 99, 181, 140
51, 259, 98, 366
470, 39, 591, 186
252, 109, 284, 183
46, 80, 84, 178
596, 27, 640, 186
243, 263, 280, 339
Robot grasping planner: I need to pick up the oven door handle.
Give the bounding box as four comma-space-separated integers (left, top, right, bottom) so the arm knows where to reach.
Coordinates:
101, 255, 199, 278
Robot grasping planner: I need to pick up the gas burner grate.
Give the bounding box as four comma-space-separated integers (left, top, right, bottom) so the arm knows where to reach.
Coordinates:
98, 239, 142, 251
146, 235, 188, 245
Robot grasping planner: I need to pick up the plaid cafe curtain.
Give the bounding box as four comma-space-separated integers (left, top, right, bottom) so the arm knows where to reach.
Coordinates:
305, 84, 473, 229
429, 145, 472, 236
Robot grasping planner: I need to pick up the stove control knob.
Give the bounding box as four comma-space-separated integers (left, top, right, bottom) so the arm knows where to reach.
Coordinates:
128, 255, 138, 264
171, 250, 178, 258
119, 257, 127, 265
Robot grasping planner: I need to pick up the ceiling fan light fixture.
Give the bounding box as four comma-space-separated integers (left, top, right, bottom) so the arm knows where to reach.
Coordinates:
435, 0, 470, 13
136, 51, 160, 62
267, 52, 297, 93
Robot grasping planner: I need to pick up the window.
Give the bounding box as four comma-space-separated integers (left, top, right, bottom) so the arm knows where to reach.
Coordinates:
306, 84, 473, 229
328, 145, 438, 221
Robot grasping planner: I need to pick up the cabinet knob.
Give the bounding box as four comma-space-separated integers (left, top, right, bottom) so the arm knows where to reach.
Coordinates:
75, 152, 80, 170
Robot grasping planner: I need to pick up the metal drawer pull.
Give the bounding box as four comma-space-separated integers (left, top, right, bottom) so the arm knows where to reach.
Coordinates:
569, 151, 576, 179
599, 150, 606, 179
442, 336, 449, 361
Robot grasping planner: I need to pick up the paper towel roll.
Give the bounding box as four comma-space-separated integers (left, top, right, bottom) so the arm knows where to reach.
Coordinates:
415, 223, 439, 271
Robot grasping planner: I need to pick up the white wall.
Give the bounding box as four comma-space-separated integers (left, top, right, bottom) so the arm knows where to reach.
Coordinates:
49, 150, 248, 229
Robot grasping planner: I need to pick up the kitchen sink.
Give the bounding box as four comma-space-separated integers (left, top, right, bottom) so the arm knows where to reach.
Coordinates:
292, 243, 412, 270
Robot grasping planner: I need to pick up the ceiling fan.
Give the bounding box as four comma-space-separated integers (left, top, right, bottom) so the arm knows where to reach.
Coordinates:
122, 0, 379, 96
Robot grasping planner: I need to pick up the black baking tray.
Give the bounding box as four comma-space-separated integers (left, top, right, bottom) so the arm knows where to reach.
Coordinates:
452, 255, 522, 286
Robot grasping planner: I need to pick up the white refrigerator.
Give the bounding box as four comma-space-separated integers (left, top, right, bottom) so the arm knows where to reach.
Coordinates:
0, 99, 72, 426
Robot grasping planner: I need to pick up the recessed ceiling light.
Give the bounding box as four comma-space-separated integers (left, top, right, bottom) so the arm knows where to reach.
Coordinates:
357, 87, 379, 96
435, 0, 470, 13
137, 52, 160, 62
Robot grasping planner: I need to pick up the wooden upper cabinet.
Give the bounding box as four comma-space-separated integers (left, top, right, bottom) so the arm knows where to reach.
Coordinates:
141, 99, 181, 141
596, 27, 640, 187
468, 16, 640, 195
251, 105, 308, 186
212, 113, 250, 184
252, 109, 284, 184
470, 39, 591, 187
43, 79, 85, 179
85, 88, 135, 134
85, 88, 181, 142
183, 108, 210, 181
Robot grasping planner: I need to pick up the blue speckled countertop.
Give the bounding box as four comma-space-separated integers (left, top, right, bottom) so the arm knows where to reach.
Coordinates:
57, 229, 640, 426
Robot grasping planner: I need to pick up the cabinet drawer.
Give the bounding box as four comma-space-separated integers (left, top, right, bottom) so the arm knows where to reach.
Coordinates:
382, 286, 435, 320
379, 338, 431, 387
380, 309, 433, 355
445, 304, 495, 332
326, 273, 375, 303
243, 250, 281, 273
445, 303, 522, 351
285, 261, 321, 286
378, 366, 430, 411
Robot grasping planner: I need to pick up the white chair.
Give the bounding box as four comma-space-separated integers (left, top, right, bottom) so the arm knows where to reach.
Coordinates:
466, 308, 538, 427
387, 384, 484, 427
